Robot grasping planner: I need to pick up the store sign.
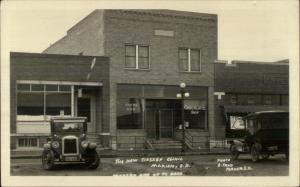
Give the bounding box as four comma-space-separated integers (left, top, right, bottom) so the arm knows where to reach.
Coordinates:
184, 105, 206, 115
125, 103, 138, 111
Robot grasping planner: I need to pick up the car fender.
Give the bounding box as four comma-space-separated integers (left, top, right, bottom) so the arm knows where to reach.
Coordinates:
88, 142, 97, 149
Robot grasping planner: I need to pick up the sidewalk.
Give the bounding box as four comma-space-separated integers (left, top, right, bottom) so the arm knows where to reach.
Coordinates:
11, 148, 230, 159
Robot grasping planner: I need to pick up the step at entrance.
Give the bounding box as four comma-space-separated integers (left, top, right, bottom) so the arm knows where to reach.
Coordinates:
149, 139, 183, 150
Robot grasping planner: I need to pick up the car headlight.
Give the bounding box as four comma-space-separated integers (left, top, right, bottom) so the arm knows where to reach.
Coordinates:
51, 141, 60, 149
81, 140, 89, 149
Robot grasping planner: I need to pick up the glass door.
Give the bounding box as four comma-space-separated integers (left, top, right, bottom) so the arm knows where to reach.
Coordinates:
159, 110, 173, 138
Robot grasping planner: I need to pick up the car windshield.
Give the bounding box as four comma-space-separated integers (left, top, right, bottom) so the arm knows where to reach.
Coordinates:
54, 122, 84, 133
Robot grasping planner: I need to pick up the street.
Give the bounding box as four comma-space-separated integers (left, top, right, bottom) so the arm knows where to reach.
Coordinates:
11, 154, 288, 176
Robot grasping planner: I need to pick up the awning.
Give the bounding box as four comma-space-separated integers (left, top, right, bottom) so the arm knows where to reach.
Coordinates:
222, 105, 288, 114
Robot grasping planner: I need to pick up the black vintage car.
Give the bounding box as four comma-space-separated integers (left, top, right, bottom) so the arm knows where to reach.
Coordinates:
42, 117, 100, 170
229, 111, 289, 162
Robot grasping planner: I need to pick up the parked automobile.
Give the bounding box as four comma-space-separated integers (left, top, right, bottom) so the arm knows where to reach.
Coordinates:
42, 117, 100, 170
229, 111, 289, 162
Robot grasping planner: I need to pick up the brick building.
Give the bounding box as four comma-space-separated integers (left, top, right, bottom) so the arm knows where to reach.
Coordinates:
214, 60, 289, 139
12, 9, 218, 150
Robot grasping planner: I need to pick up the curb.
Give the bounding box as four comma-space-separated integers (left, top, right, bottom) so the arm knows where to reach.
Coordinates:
11, 150, 230, 159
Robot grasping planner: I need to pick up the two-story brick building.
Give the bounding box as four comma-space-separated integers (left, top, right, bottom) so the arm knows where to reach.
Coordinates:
11, 9, 218, 151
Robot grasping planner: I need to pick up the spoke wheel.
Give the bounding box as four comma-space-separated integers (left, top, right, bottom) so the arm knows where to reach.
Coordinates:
42, 150, 55, 170
251, 145, 260, 162
85, 150, 100, 169
230, 144, 239, 160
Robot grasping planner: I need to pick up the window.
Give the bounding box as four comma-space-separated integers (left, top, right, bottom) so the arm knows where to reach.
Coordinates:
125, 45, 150, 69
46, 93, 71, 116
17, 83, 72, 118
117, 98, 143, 129
179, 48, 201, 72
17, 93, 44, 115
18, 138, 38, 148
230, 116, 244, 129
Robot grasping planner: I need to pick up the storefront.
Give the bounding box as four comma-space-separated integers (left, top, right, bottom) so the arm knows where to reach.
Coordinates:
116, 84, 208, 141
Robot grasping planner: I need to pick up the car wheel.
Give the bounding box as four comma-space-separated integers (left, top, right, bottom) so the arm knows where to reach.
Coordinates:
42, 150, 55, 170
85, 150, 100, 169
230, 144, 239, 160
251, 144, 260, 162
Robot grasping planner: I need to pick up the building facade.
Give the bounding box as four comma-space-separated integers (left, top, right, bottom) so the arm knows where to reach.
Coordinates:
10, 52, 110, 150
214, 60, 289, 139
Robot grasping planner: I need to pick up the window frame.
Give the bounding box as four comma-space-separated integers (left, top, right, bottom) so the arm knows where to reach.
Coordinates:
17, 137, 39, 148
125, 44, 150, 70
178, 48, 202, 72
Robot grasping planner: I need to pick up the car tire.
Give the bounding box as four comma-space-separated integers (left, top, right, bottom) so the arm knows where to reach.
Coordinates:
42, 149, 55, 170
251, 144, 260, 162
230, 144, 239, 160
85, 150, 100, 169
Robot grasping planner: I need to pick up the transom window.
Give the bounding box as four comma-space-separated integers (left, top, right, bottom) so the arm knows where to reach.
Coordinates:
179, 48, 201, 72
125, 44, 150, 69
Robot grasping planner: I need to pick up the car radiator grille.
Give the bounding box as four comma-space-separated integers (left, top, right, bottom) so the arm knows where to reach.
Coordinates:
63, 139, 77, 154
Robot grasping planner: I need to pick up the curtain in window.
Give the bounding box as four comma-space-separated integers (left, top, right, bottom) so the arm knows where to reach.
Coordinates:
179, 49, 188, 71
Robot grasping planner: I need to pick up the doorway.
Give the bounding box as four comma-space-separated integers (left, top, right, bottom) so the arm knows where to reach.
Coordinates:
77, 96, 95, 133
145, 100, 181, 140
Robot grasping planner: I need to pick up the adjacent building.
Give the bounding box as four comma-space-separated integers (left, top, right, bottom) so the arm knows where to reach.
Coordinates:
214, 60, 289, 139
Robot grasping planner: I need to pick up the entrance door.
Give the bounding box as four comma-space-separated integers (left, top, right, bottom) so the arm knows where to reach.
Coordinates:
77, 97, 95, 133
145, 100, 181, 140
159, 110, 173, 138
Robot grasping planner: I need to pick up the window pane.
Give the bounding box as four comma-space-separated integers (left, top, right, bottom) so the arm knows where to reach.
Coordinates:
125, 45, 136, 56
184, 109, 206, 129
179, 59, 188, 71
179, 49, 188, 59
17, 84, 30, 91
17, 93, 44, 115
59, 85, 71, 92
138, 57, 149, 69
46, 93, 71, 116
125, 57, 136, 68
117, 98, 143, 129
190, 49, 200, 71
46, 85, 58, 91
139, 46, 149, 57
31, 84, 44, 91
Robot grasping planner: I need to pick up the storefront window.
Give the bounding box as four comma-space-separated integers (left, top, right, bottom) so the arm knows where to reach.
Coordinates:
117, 98, 143, 129
46, 93, 71, 116
17, 93, 44, 115
184, 99, 207, 129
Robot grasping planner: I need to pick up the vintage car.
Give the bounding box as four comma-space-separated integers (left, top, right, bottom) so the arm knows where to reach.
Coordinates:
42, 117, 100, 170
229, 111, 289, 162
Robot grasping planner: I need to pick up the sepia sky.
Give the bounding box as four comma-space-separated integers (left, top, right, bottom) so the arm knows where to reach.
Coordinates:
1, 0, 298, 62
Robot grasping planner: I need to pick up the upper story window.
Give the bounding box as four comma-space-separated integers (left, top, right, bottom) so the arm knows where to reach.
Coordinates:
125, 44, 150, 70
179, 48, 201, 72
247, 96, 255, 105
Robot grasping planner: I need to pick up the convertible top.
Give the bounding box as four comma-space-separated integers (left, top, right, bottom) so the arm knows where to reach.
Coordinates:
243, 110, 288, 120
